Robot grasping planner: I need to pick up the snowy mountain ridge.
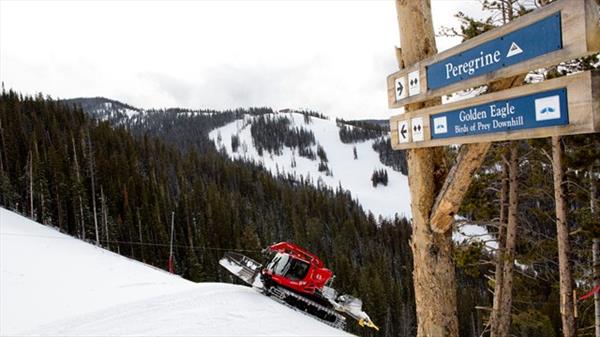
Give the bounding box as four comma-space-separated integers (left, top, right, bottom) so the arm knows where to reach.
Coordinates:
62, 97, 497, 245
209, 112, 411, 219
65, 97, 411, 219
61, 97, 225, 122
62, 97, 142, 122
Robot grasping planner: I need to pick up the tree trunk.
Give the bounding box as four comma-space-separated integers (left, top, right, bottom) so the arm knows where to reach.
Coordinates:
552, 136, 576, 337
88, 132, 99, 245
169, 211, 175, 273
430, 142, 491, 233
497, 142, 519, 337
591, 163, 599, 337
29, 150, 33, 218
0, 118, 6, 174
72, 135, 85, 240
490, 153, 509, 337
594, 238, 600, 337
394, 1, 459, 336
101, 185, 110, 250
137, 208, 144, 262
408, 151, 458, 337
538, 0, 579, 330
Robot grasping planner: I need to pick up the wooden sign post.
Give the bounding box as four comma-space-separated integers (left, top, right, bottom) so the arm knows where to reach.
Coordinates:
389, 1, 600, 336
393, 1, 460, 336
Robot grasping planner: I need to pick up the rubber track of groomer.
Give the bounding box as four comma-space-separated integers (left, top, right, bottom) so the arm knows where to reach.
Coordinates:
267, 286, 346, 330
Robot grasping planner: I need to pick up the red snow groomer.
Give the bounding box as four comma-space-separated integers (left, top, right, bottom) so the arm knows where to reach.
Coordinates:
260, 242, 332, 295
219, 242, 379, 331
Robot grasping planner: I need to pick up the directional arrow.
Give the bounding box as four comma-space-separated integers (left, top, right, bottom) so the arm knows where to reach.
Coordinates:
398, 120, 409, 143
395, 77, 407, 101
396, 80, 404, 95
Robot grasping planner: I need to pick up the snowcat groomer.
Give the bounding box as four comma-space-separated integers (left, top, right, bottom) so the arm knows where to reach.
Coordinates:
219, 242, 379, 331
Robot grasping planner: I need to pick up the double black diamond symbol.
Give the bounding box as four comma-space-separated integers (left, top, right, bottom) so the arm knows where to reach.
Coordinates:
410, 78, 418, 87
413, 124, 422, 132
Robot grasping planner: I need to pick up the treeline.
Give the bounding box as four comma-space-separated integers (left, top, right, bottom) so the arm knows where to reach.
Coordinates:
372, 137, 408, 175
127, 107, 274, 154
457, 137, 599, 336
61, 97, 141, 123
371, 169, 389, 187
279, 108, 328, 121
337, 118, 387, 144
249, 115, 317, 158
336, 118, 408, 175
0, 90, 429, 336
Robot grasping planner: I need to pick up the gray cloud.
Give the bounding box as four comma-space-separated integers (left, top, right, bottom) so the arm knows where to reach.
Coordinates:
0, 1, 483, 120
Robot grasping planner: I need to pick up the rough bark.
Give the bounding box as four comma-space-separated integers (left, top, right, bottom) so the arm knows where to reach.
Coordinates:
591, 164, 599, 337
552, 136, 576, 337
594, 238, 600, 337
490, 155, 509, 337
408, 149, 458, 337
395, 1, 459, 336
497, 143, 519, 337
430, 142, 491, 233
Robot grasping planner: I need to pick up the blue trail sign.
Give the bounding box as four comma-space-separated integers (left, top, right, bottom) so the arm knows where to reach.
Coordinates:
389, 71, 600, 150
430, 88, 568, 140
427, 14, 562, 90
386, 0, 600, 108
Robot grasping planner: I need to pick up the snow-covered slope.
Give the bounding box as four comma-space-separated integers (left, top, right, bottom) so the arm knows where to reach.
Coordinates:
61, 97, 141, 122
0, 207, 351, 336
209, 112, 411, 219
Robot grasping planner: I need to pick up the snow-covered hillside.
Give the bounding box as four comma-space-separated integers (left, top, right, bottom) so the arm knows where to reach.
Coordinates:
209, 112, 411, 219
62, 97, 141, 122
0, 207, 351, 336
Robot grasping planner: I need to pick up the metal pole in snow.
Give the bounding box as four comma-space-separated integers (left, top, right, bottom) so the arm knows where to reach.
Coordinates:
168, 211, 175, 273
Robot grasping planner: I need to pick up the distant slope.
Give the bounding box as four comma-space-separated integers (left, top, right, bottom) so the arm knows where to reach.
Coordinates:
210, 112, 411, 219
349, 119, 389, 130
0, 207, 351, 336
62, 97, 410, 218
61, 97, 141, 122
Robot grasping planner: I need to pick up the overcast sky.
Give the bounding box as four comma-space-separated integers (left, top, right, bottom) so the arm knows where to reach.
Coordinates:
0, 0, 483, 120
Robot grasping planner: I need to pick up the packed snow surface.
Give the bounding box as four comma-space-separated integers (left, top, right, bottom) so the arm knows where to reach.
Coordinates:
0, 207, 352, 336
210, 112, 411, 219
